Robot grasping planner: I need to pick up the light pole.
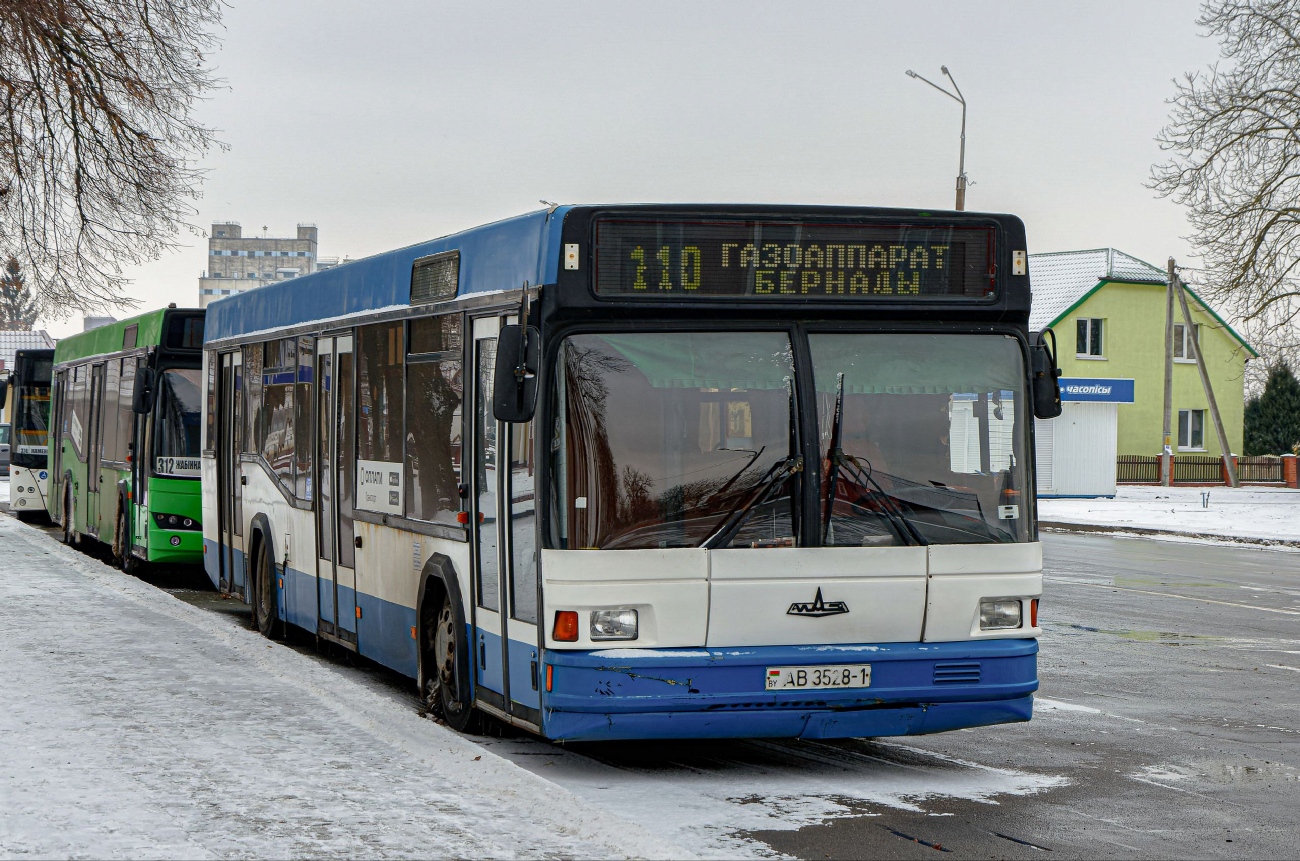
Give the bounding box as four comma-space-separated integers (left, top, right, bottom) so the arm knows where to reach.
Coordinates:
905, 66, 968, 210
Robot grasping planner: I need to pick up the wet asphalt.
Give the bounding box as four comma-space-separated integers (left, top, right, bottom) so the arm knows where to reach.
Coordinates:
745, 532, 1300, 860
7, 483, 1299, 860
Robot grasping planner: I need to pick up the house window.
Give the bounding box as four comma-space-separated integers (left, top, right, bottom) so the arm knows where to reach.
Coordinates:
1076, 318, 1104, 357
1173, 323, 1200, 360
1178, 408, 1205, 450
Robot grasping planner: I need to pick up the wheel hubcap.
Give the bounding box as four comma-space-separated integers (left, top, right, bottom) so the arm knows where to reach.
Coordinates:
434, 603, 457, 704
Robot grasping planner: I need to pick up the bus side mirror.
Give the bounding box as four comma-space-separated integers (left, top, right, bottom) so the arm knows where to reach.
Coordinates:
132, 367, 156, 414
1031, 330, 1062, 419
493, 324, 539, 423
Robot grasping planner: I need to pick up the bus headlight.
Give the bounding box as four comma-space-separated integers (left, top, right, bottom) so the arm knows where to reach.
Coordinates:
980, 599, 1022, 630
153, 512, 201, 531
590, 609, 639, 641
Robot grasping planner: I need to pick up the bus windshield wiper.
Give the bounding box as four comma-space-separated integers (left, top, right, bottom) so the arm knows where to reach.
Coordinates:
702, 453, 803, 549
823, 373, 927, 547
703, 379, 802, 549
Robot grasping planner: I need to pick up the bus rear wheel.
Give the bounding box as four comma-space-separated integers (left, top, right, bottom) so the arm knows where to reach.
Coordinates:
423, 594, 479, 733
252, 538, 282, 640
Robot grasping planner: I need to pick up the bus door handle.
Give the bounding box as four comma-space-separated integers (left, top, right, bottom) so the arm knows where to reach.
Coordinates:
354, 536, 362, 549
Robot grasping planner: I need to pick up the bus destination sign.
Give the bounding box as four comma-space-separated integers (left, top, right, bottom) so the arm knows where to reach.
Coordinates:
593, 219, 995, 300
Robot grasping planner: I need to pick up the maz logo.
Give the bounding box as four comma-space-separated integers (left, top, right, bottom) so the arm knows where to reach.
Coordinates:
787, 588, 849, 618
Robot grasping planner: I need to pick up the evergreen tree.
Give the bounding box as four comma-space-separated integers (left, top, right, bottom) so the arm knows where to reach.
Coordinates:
1244, 363, 1300, 455
0, 255, 38, 330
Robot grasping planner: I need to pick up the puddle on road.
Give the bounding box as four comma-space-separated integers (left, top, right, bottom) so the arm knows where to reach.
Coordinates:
1062, 623, 1223, 646
1133, 759, 1300, 787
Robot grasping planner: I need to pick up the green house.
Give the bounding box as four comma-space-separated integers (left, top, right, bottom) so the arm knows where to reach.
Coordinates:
1029, 249, 1256, 459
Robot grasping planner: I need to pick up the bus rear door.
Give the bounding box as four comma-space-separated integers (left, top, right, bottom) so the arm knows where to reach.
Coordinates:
316, 335, 358, 644
85, 363, 107, 536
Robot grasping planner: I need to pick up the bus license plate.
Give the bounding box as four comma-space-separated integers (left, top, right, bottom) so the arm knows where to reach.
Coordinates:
765, 664, 871, 691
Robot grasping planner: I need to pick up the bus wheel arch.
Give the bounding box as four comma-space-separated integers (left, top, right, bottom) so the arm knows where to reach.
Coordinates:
417, 555, 478, 732
248, 515, 282, 640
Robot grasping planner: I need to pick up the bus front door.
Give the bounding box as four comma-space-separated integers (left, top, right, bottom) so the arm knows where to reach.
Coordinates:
317, 335, 357, 645
472, 316, 541, 727
85, 363, 107, 537
217, 351, 244, 595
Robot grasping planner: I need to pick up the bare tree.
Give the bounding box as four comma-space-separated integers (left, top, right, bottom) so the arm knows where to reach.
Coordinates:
0, 0, 224, 315
1152, 1, 1300, 373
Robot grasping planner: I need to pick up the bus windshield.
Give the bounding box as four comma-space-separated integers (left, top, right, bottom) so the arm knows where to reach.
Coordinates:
154, 367, 202, 472
13, 375, 51, 468
550, 331, 799, 550
549, 330, 1030, 550
812, 333, 1029, 546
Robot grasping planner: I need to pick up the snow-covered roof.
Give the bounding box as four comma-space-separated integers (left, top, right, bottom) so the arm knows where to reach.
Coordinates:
1027, 248, 1255, 356
0, 329, 54, 372
1028, 248, 1166, 332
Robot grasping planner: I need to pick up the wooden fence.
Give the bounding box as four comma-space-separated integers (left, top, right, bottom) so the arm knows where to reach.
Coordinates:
1116, 454, 1287, 484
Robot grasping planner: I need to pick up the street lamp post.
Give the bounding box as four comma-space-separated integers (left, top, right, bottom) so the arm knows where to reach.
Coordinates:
905, 66, 968, 211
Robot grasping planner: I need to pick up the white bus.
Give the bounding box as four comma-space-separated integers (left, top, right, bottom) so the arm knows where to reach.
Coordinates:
5, 349, 54, 520
201, 204, 1062, 740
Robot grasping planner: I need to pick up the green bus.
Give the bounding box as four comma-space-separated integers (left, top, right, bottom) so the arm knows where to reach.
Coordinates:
49, 306, 205, 570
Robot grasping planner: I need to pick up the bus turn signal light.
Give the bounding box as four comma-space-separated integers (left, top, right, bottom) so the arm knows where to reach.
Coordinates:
552, 611, 579, 642
1031, 598, 1039, 628
456, 511, 469, 525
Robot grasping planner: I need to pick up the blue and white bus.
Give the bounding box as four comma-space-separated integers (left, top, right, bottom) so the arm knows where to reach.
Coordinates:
201, 204, 1061, 740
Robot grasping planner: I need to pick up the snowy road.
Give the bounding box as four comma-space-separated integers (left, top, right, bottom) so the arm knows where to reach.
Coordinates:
0, 514, 680, 860
7, 507, 1300, 859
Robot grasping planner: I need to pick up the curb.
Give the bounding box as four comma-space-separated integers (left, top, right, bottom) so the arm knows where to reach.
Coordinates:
1039, 520, 1300, 550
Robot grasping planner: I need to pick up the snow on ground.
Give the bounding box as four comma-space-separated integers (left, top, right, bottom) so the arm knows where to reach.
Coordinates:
480, 734, 1065, 859
0, 515, 686, 860
0, 477, 9, 505
1039, 484, 1300, 545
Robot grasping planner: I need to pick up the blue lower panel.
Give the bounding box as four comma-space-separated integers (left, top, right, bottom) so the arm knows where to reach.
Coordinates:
203, 538, 246, 594
476, 626, 505, 696
542, 639, 1038, 741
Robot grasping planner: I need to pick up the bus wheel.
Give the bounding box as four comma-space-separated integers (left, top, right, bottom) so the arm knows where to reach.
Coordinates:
115, 508, 139, 574
253, 539, 282, 640
426, 594, 480, 733
61, 487, 76, 546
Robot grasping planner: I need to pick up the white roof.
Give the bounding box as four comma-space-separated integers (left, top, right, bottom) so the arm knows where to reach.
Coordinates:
0, 329, 55, 372
1028, 248, 1166, 332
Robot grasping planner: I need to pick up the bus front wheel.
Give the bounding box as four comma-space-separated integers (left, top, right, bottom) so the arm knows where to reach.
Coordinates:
252, 538, 282, 640
115, 507, 139, 574
61, 485, 76, 546
423, 594, 479, 733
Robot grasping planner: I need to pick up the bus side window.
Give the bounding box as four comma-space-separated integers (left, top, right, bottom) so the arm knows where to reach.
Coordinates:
242, 343, 263, 456
294, 337, 313, 500
405, 314, 463, 525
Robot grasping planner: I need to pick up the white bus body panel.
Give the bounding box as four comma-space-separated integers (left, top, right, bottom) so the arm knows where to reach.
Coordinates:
541, 548, 708, 649
9, 465, 49, 514
707, 547, 928, 647
542, 542, 1041, 650
923, 542, 1043, 642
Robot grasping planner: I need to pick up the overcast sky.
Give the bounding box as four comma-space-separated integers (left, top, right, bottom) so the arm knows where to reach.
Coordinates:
41, 0, 1222, 336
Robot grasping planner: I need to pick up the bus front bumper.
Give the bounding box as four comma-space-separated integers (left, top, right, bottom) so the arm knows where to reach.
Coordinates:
541, 639, 1038, 741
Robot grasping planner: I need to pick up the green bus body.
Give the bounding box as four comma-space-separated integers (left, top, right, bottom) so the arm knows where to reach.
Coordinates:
48, 307, 205, 566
